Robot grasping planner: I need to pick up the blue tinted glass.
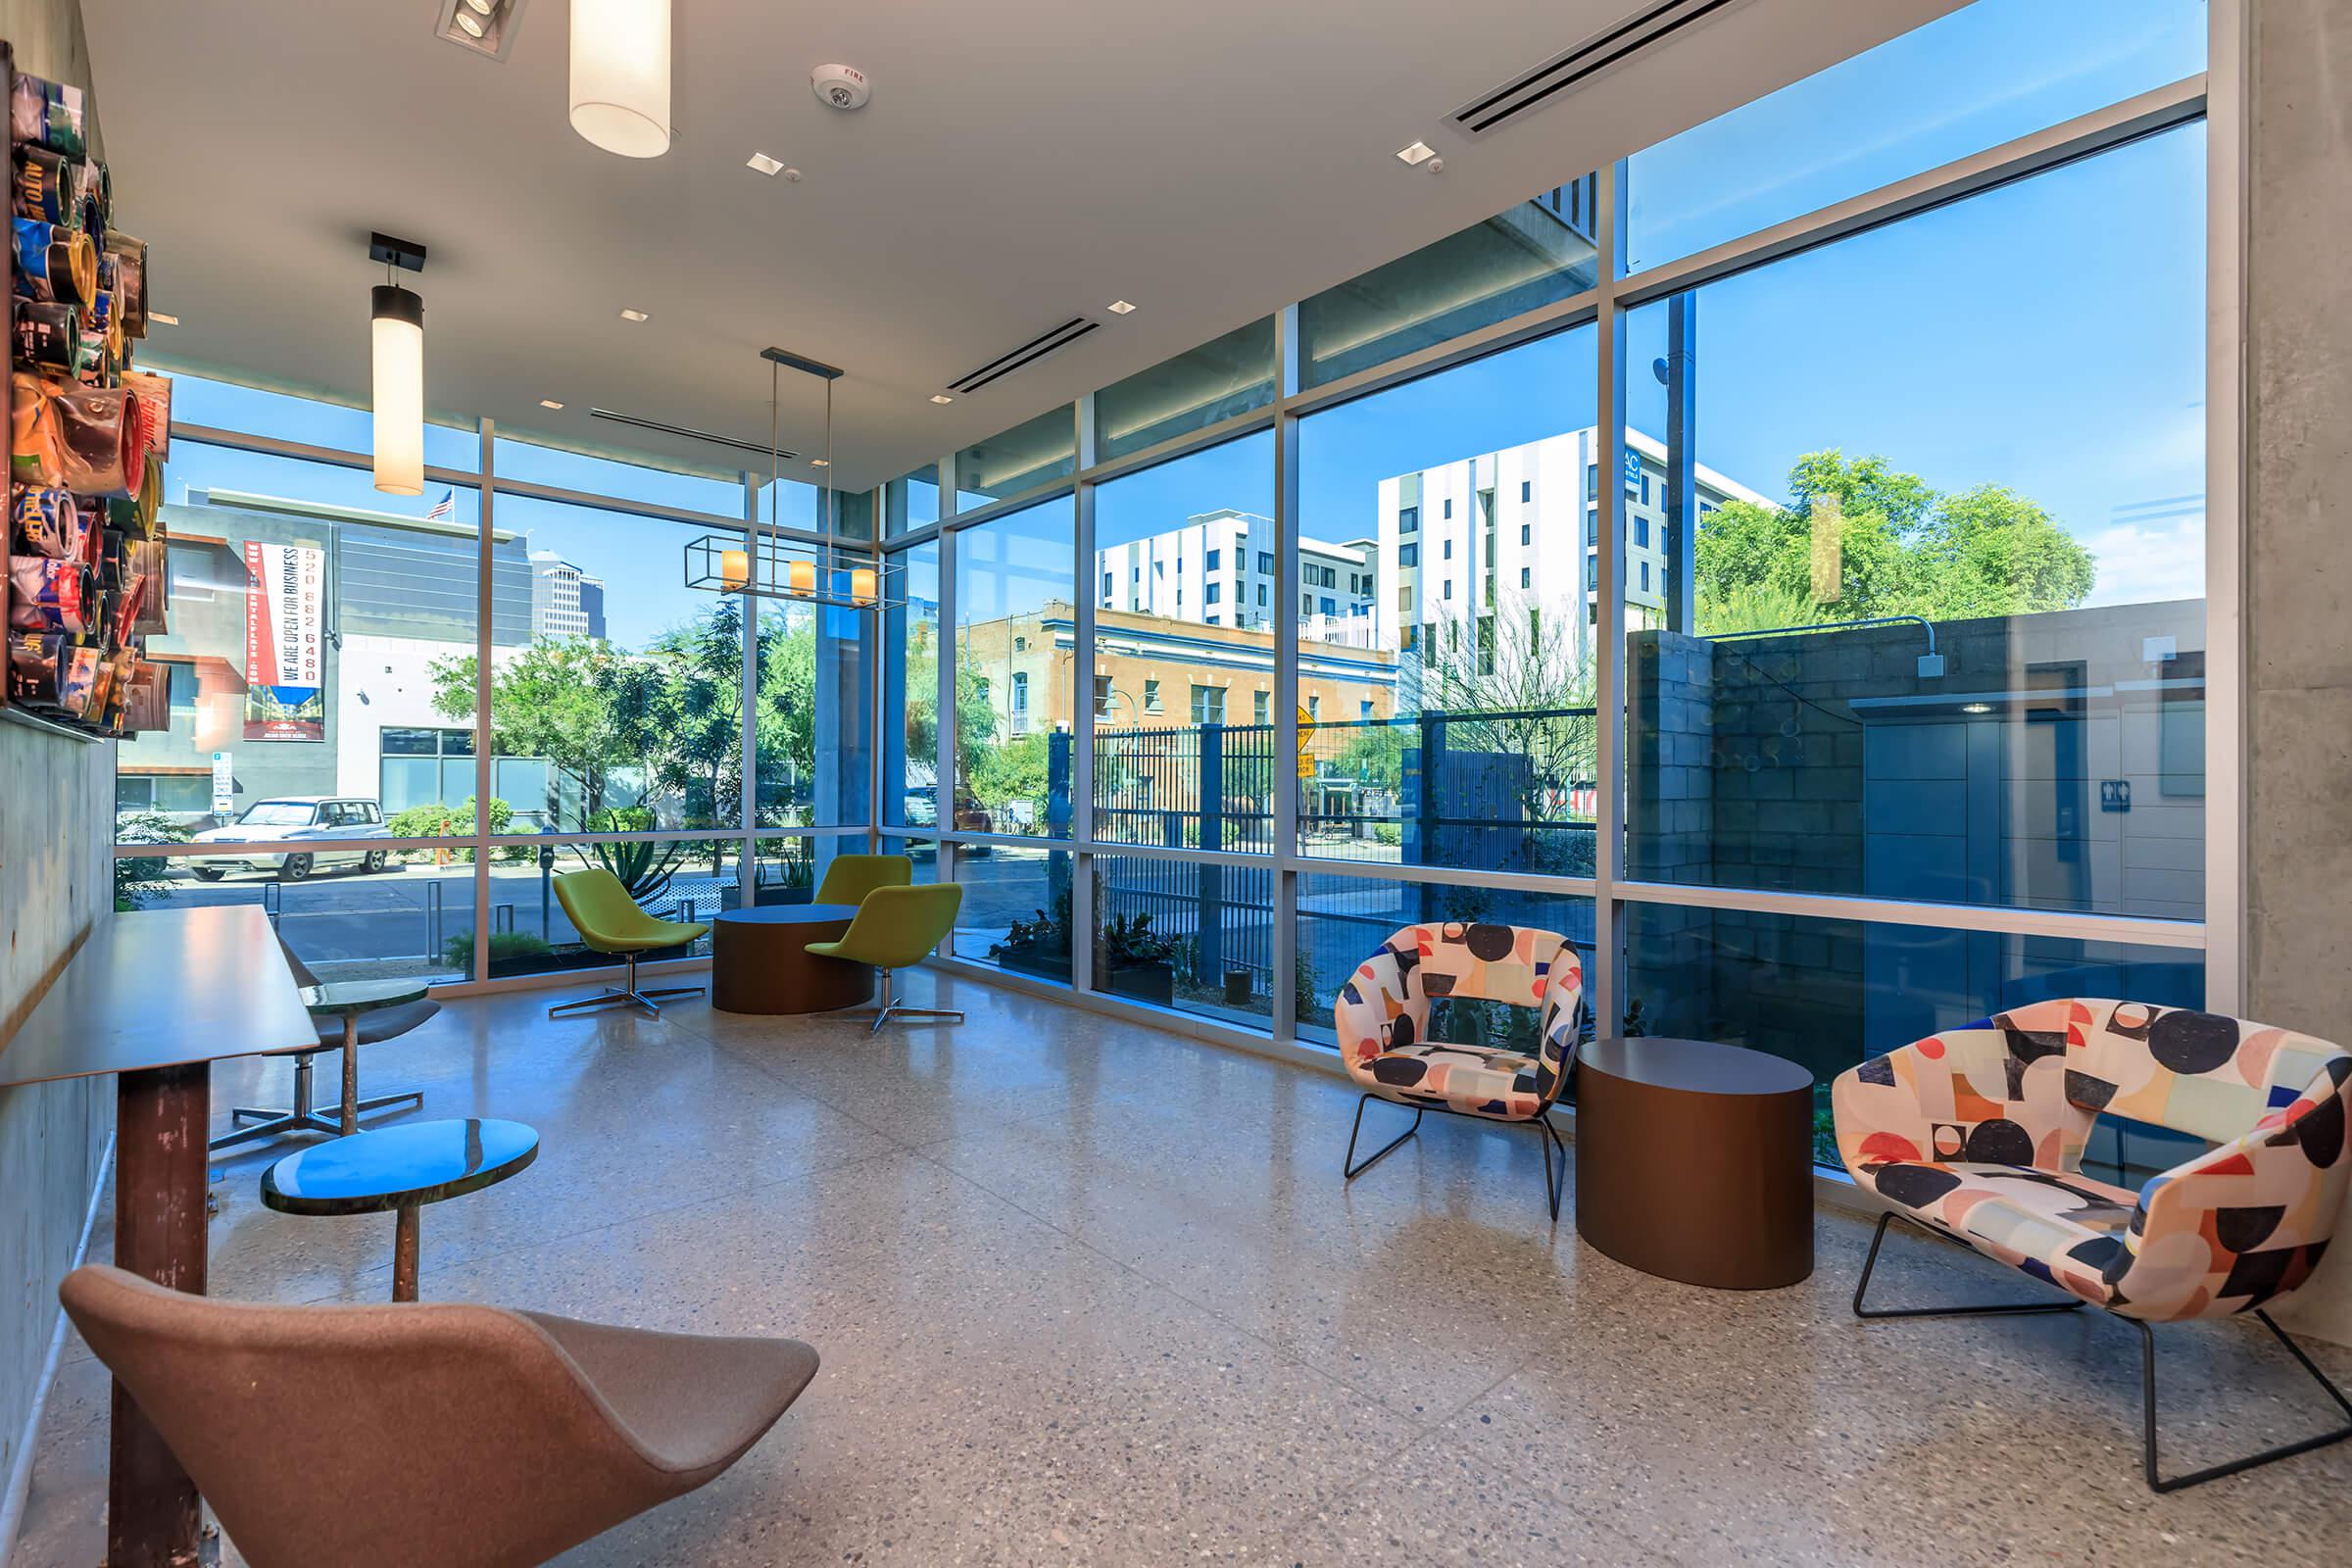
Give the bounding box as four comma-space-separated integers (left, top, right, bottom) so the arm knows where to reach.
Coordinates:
161, 370, 479, 471
491, 436, 742, 515
1627, 0, 2205, 272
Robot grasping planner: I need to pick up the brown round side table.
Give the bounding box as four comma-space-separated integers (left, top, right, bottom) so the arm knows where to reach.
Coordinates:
1573, 1037, 1816, 1289
712, 904, 874, 1014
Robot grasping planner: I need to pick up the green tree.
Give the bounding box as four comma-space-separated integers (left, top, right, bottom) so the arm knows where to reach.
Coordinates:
1694, 450, 2094, 625
964, 729, 1053, 820
429, 638, 627, 823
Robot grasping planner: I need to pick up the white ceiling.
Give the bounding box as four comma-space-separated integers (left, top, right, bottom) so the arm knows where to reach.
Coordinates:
81, 0, 1958, 494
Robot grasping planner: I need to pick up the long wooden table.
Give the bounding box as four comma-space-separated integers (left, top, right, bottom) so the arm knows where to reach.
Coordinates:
0, 906, 318, 1567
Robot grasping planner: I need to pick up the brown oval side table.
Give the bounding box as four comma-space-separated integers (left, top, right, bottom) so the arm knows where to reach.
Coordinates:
712, 904, 874, 1014
1573, 1037, 1816, 1290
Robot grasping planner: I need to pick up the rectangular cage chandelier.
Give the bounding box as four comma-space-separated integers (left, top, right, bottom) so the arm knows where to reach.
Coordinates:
682, 533, 904, 609
682, 344, 901, 610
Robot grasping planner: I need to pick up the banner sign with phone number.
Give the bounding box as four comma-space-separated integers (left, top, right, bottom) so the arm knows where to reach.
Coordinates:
242, 540, 325, 740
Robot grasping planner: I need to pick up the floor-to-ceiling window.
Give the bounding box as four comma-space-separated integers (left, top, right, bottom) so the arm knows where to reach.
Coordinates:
1089, 431, 1278, 1026
113, 382, 881, 986
890, 0, 2217, 1169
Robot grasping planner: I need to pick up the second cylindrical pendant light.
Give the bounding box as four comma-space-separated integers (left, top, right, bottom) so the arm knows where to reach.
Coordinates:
371, 283, 424, 496
570, 0, 671, 158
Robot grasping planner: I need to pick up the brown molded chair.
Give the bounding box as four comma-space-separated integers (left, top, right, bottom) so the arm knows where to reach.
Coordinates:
61, 1264, 819, 1568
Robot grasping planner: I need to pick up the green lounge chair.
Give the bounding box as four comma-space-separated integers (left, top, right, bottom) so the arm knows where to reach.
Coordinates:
805, 882, 964, 1033
812, 852, 911, 906
548, 868, 711, 1018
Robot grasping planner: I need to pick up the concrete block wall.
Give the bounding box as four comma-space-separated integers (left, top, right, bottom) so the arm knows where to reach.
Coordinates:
0, 723, 116, 1535
0, 0, 117, 1538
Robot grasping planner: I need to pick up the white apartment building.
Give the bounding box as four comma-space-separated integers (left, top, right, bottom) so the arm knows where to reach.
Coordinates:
1374, 427, 1769, 664
1094, 509, 1377, 642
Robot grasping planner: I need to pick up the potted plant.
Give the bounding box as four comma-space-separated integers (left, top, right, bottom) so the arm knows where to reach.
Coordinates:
1096, 910, 1179, 1006
755, 841, 816, 906
988, 888, 1075, 984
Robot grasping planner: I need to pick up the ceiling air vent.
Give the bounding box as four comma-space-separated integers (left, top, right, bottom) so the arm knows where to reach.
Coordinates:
1450, 0, 1749, 137
588, 408, 796, 462
946, 317, 1100, 397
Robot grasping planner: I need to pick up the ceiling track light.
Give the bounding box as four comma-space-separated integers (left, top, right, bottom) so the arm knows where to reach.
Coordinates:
571, 0, 671, 158
368, 232, 428, 497
436, 0, 528, 62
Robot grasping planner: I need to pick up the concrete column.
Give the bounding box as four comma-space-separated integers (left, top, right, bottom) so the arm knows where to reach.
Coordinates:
2244, 0, 2352, 1348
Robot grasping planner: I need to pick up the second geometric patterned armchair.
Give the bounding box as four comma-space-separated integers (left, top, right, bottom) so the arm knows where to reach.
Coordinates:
1334, 922, 1585, 1217
1834, 997, 2352, 1492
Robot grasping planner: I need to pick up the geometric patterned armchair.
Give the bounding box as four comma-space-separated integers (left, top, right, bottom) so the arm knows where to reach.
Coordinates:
1334, 922, 1585, 1218
1833, 998, 2352, 1492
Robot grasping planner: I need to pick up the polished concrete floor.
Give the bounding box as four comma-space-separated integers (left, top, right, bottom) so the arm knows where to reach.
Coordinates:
15, 966, 2352, 1566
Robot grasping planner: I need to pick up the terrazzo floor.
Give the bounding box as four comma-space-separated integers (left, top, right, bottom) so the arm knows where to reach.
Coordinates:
13, 966, 2352, 1566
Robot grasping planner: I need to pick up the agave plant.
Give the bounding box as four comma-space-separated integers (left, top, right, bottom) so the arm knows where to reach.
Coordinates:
576, 835, 687, 906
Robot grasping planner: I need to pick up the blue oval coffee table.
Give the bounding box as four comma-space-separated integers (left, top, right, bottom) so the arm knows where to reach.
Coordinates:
262, 1117, 538, 1300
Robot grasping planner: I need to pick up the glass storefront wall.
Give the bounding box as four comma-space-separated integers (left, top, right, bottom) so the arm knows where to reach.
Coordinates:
883, 0, 2216, 1168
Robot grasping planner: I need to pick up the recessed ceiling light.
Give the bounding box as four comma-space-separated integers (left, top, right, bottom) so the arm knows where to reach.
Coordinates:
148, 311, 179, 326
619, 308, 649, 321
1396, 141, 1437, 166
539, 398, 564, 410
463, 0, 495, 13
1959, 702, 1994, 714
453, 9, 486, 36
809, 458, 829, 467
747, 152, 785, 175
929, 394, 955, 405
1106, 300, 1137, 315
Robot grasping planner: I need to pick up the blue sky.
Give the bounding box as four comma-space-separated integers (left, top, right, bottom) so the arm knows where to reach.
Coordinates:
1101, 0, 2211, 613
166, 0, 2211, 639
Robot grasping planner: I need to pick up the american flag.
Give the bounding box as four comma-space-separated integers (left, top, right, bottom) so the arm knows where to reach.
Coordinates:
425, 488, 457, 521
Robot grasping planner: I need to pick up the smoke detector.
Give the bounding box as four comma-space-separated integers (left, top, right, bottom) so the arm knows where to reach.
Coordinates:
811, 64, 870, 111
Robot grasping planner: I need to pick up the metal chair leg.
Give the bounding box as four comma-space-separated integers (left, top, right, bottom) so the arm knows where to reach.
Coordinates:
836, 969, 963, 1034
1538, 1114, 1567, 1221
1851, 1210, 2089, 1319
2138, 1310, 2352, 1493
1342, 1094, 1423, 1181
549, 953, 700, 1017
209, 1049, 416, 1153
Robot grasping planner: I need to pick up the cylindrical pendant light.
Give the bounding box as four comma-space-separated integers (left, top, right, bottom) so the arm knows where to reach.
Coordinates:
371, 283, 424, 496
570, 0, 671, 159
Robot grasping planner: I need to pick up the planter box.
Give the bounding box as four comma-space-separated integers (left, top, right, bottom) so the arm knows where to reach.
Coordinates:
993, 946, 1175, 1006
993, 946, 1071, 985
754, 886, 815, 907
1102, 960, 1175, 1006
483, 942, 694, 981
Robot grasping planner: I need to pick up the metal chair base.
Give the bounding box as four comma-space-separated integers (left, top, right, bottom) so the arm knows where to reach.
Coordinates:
1853, 1208, 2352, 1492
208, 1053, 422, 1153
833, 970, 962, 1034
1852, 1209, 2087, 1319
548, 951, 705, 1018
1341, 1093, 1568, 1220
2137, 1311, 2352, 1493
